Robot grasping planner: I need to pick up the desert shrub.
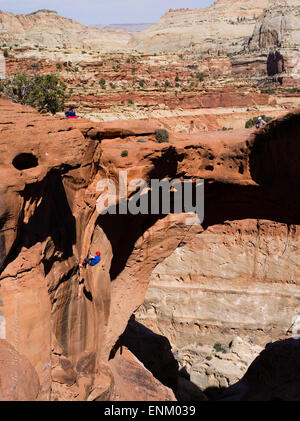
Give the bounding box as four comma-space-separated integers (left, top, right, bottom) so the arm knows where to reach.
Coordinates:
284, 87, 300, 94
154, 81, 159, 87
260, 88, 276, 94
196, 72, 207, 82
138, 79, 145, 88
121, 150, 128, 157
245, 115, 273, 128
56, 62, 62, 70
3, 48, 9, 58
109, 82, 116, 89
155, 129, 169, 143
137, 138, 148, 143
213, 343, 227, 354
128, 99, 134, 105
0, 73, 68, 114
99, 78, 106, 89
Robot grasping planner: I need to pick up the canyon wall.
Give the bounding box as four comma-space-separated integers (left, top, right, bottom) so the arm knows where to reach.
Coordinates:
0, 9, 133, 51
0, 98, 299, 400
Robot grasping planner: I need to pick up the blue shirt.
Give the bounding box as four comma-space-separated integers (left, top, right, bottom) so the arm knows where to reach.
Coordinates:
89, 255, 101, 266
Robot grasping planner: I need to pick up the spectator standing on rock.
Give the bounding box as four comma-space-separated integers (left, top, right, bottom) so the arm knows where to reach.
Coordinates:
255, 116, 266, 129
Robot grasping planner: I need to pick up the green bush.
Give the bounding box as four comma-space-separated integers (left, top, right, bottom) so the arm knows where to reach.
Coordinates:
56, 62, 62, 70
0, 73, 69, 114
213, 343, 227, 354
260, 88, 276, 94
128, 99, 134, 105
245, 115, 273, 128
121, 150, 128, 157
3, 48, 9, 58
196, 72, 207, 82
99, 78, 106, 89
138, 79, 145, 88
155, 129, 169, 143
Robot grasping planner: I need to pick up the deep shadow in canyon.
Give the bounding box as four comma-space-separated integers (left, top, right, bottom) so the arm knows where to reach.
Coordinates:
111, 315, 207, 401
97, 179, 300, 282
113, 316, 300, 401
0, 172, 77, 276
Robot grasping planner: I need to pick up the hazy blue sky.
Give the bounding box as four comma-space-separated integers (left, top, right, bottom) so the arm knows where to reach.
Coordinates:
0, 0, 215, 25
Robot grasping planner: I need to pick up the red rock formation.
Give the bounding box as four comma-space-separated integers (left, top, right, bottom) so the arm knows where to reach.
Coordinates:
0, 339, 40, 400
0, 98, 299, 400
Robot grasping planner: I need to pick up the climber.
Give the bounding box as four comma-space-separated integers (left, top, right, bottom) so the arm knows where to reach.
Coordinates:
255, 116, 266, 129
80, 251, 101, 268
65, 106, 78, 119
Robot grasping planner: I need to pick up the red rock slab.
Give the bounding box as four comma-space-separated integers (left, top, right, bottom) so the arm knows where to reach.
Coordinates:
0, 339, 40, 401
109, 347, 176, 401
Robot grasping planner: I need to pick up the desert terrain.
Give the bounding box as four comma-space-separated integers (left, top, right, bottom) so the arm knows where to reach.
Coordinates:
0, 0, 299, 401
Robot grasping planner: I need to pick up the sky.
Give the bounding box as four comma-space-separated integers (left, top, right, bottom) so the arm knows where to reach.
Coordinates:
0, 0, 215, 25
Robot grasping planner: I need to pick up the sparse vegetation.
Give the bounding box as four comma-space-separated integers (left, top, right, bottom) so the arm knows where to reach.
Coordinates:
195, 72, 207, 82
155, 129, 170, 143
213, 343, 227, 354
245, 115, 273, 128
121, 150, 128, 157
99, 78, 106, 89
0, 73, 68, 114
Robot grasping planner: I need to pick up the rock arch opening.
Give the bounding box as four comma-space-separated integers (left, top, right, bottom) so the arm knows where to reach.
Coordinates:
12, 153, 39, 171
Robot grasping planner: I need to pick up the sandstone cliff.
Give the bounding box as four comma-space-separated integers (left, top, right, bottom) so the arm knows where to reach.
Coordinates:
0, 9, 133, 51
0, 98, 299, 400
132, 0, 300, 55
